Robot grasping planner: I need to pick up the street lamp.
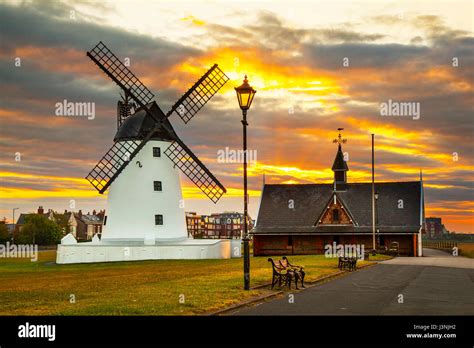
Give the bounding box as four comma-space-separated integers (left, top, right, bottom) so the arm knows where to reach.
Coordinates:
374, 193, 379, 247
235, 75, 256, 291
12, 207, 19, 243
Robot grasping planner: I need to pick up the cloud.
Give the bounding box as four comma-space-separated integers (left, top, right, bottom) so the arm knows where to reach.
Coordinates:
0, 2, 472, 232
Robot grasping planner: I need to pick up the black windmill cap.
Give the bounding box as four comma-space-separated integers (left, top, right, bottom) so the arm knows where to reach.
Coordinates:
114, 101, 176, 142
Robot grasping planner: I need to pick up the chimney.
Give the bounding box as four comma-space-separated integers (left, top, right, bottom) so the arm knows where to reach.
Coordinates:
38, 206, 44, 215
78, 209, 82, 217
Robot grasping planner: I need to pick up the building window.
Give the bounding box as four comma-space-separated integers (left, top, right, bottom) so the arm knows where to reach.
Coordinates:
153, 147, 161, 157
153, 181, 162, 191
155, 214, 163, 225
332, 209, 339, 223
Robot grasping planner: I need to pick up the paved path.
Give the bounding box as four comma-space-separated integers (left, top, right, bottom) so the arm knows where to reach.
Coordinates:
383, 247, 474, 269
232, 249, 474, 315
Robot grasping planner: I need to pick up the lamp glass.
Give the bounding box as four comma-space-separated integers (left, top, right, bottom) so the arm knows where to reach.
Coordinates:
235, 75, 256, 110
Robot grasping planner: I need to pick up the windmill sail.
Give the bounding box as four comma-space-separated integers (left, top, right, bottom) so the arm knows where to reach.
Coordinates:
87, 41, 155, 109
86, 42, 157, 194
85, 41, 228, 203
86, 139, 142, 193
166, 64, 229, 124
164, 139, 226, 203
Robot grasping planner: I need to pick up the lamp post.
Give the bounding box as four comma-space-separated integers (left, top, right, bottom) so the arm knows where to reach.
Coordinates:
371, 133, 376, 253
374, 192, 379, 247
235, 75, 256, 291
12, 207, 19, 243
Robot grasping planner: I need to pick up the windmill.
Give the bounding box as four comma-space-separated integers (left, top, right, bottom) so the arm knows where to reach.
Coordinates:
85, 41, 229, 244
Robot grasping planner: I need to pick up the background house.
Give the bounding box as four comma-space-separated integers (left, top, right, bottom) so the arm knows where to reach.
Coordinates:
424, 217, 448, 239
15, 206, 104, 241
185, 211, 253, 239
15, 206, 54, 234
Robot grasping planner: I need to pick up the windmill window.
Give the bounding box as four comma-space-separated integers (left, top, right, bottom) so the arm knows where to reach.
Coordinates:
332, 209, 340, 223
155, 214, 163, 225
153, 181, 162, 191
153, 147, 161, 157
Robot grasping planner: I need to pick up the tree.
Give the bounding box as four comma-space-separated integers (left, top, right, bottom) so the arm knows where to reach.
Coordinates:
16, 215, 62, 245
0, 217, 9, 243
53, 212, 72, 236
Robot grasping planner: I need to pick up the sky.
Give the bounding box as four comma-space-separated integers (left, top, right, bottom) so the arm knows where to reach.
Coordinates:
0, 0, 473, 233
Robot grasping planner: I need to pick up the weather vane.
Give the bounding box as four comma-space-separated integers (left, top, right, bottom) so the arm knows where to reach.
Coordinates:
333, 127, 347, 145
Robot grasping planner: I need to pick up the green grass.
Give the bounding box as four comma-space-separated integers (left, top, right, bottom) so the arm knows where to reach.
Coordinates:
0, 251, 390, 315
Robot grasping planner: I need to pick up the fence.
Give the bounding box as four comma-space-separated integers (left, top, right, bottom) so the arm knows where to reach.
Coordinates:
423, 240, 457, 250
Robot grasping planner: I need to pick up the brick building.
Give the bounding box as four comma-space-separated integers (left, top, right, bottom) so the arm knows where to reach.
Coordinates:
425, 217, 448, 239
252, 141, 425, 256
185, 211, 253, 239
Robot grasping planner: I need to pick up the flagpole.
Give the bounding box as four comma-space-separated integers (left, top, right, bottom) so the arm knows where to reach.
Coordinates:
372, 134, 376, 251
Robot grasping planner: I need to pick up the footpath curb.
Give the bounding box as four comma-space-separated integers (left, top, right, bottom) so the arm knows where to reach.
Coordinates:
210, 261, 379, 316
209, 290, 283, 316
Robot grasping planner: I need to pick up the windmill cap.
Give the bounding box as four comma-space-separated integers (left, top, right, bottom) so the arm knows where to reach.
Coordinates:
114, 102, 175, 142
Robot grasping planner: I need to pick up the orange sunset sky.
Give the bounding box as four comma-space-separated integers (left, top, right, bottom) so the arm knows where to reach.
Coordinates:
0, 0, 473, 233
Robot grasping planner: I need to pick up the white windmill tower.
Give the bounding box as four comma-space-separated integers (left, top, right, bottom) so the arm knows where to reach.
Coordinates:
57, 42, 235, 263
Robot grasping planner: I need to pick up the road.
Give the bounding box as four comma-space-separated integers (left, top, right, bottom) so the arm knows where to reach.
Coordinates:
231, 248, 474, 315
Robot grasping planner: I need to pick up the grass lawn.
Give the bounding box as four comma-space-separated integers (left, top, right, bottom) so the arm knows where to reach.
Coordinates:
0, 251, 390, 315
458, 242, 474, 258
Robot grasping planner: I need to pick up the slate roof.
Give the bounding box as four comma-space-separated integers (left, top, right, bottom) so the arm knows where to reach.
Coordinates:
253, 181, 422, 235
17, 212, 103, 226
16, 213, 50, 225
79, 214, 103, 225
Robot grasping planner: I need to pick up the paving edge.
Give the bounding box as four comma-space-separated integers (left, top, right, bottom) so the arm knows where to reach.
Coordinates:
209, 261, 379, 316
208, 290, 284, 316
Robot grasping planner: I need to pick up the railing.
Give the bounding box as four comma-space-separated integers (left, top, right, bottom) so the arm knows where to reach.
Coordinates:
423, 240, 457, 250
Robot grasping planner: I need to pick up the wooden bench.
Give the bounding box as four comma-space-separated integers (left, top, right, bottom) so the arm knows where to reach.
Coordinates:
338, 256, 357, 271
268, 256, 305, 290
